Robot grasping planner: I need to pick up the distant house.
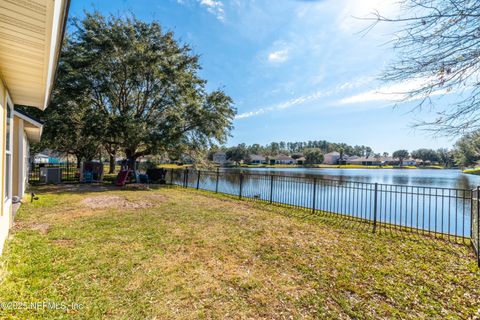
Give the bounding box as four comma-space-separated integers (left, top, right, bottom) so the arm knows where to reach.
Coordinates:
272, 155, 295, 165
323, 152, 341, 165
296, 157, 306, 165
212, 152, 227, 165
381, 157, 399, 166
403, 158, 418, 166
345, 156, 419, 167
347, 157, 382, 166
34, 153, 49, 164
34, 151, 63, 164
247, 154, 266, 165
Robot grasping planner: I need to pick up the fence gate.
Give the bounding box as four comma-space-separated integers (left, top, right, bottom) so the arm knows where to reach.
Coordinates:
472, 188, 480, 267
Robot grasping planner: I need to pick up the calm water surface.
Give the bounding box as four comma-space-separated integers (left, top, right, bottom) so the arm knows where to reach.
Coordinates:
231, 168, 480, 190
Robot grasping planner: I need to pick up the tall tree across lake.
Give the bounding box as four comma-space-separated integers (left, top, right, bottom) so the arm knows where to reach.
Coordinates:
392, 150, 410, 167
49, 12, 236, 169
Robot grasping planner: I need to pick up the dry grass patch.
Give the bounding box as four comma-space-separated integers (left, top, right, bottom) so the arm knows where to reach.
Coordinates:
81, 195, 152, 210
81, 193, 168, 210
14, 222, 51, 235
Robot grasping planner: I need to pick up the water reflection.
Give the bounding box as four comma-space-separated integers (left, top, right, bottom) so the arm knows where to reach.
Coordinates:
226, 168, 480, 190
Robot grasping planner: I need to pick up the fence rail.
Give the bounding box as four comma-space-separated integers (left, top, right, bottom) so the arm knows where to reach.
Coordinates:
166, 169, 480, 265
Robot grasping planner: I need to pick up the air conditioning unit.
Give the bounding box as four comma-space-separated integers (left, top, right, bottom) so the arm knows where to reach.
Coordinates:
40, 167, 62, 184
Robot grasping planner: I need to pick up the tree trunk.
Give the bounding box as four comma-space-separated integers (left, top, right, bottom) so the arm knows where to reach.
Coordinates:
127, 156, 137, 170
76, 155, 81, 168
109, 154, 116, 174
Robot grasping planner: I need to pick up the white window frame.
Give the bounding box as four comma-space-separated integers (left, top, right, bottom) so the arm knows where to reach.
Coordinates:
4, 95, 13, 203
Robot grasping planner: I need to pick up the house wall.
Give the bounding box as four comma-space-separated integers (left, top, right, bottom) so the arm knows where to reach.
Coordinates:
0, 79, 11, 254
13, 116, 29, 199
323, 154, 340, 165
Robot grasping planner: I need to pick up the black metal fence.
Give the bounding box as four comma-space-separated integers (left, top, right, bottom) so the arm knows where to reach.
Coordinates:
167, 169, 480, 265
28, 163, 80, 183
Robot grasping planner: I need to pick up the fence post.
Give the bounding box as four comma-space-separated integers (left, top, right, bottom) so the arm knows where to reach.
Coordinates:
471, 189, 473, 242
312, 178, 317, 214
373, 183, 378, 233
269, 175, 274, 204
66, 158, 69, 182
239, 172, 243, 199
215, 168, 220, 193
184, 169, 188, 188
170, 168, 174, 185
477, 187, 480, 267
196, 170, 201, 190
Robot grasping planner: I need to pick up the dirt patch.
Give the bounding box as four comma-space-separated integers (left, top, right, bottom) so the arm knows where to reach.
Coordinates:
15, 222, 50, 235
81, 195, 165, 210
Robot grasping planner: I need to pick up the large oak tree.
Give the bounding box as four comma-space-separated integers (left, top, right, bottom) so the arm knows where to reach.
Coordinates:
55, 12, 235, 169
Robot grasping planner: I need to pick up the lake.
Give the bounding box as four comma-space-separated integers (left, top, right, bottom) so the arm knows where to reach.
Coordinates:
228, 167, 480, 190
173, 168, 479, 239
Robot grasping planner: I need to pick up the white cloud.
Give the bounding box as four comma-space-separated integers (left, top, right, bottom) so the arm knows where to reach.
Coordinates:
198, 0, 225, 21
338, 77, 449, 105
236, 90, 329, 119
267, 49, 289, 63
236, 77, 373, 119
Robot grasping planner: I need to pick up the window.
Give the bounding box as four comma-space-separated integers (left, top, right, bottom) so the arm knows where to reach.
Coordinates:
5, 100, 12, 201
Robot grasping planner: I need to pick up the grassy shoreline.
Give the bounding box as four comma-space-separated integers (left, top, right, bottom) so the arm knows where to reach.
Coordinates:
464, 167, 480, 175
0, 185, 478, 319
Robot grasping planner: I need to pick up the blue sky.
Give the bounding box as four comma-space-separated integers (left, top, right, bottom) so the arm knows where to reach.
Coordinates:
69, 0, 456, 154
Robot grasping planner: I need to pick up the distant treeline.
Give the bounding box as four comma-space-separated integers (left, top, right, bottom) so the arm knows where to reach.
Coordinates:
210, 141, 461, 167
213, 141, 375, 158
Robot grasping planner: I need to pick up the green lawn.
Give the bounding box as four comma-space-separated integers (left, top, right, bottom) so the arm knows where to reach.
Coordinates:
0, 185, 479, 319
